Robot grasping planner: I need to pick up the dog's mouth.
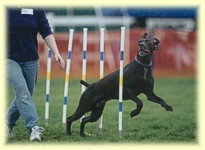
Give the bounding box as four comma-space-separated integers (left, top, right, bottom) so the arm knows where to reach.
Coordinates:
138, 49, 150, 57
137, 41, 152, 55
136, 50, 152, 66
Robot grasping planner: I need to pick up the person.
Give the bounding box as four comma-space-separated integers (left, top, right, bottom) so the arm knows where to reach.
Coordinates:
6, 7, 65, 141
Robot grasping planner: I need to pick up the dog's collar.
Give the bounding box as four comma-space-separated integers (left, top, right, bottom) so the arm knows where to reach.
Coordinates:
135, 56, 152, 67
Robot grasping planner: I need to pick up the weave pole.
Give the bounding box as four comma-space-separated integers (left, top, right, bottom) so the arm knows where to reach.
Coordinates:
62, 29, 74, 125
119, 27, 125, 137
45, 49, 52, 125
80, 28, 88, 123
98, 28, 105, 133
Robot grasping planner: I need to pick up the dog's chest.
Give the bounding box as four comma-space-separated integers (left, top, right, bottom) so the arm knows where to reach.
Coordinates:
143, 67, 150, 80
136, 66, 153, 85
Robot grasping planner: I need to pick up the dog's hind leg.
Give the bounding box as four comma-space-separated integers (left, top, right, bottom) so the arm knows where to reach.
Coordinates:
66, 116, 73, 135
67, 110, 88, 135
66, 109, 88, 136
80, 103, 105, 137
67, 90, 98, 135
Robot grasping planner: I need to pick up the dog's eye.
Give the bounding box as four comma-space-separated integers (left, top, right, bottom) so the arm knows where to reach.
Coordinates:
140, 45, 145, 50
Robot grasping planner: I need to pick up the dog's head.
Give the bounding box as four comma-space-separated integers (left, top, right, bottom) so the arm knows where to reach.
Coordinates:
136, 33, 160, 66
137, 33, 160, 53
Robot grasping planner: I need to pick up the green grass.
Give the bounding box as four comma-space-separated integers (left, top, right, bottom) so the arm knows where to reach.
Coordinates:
6, 77, 197, 144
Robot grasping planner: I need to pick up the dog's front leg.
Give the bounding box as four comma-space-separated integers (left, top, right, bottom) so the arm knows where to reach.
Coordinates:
124, 89, 143, 118
145, 91, 173, 111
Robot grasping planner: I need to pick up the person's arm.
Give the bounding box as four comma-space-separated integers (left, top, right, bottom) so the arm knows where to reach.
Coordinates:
44, 34, 65, 69
37, 8, 65, 69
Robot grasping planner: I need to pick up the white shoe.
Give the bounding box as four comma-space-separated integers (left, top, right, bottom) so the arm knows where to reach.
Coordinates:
6, 127, 15, 139
30, 126, 45, 141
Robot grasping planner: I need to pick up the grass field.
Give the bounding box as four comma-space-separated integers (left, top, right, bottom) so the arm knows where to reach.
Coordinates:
6, 77, 197, 144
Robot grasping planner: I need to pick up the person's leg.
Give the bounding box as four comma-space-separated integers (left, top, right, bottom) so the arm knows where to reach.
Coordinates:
21, 60, 39, 96
6, 59, 39, 130
6, 97, 20, 129
6, 96, 18, 139
21, 60, 45, 141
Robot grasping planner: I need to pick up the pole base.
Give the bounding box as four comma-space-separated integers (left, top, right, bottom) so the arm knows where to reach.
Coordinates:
62, 123, 66, 128
45, 119, 49, 126
98, 128, 103, 135
119, 131, 122, 138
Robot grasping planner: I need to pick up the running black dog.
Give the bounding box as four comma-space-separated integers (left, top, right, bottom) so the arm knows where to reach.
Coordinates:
66, 33, 173, 137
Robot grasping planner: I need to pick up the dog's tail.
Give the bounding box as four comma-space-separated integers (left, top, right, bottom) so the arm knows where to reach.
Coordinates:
80, 80, 90, 87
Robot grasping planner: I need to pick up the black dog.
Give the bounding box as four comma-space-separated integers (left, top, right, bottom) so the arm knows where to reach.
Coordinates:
66, 33, 173, 137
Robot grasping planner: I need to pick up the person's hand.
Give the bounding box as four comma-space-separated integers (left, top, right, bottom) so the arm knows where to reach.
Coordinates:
54, 53, 65, 70
44, 35, 65, 69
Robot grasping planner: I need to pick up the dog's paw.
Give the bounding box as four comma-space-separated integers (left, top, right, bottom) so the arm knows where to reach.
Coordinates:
66, 125, 72, 136
66, 130, 72, 136
130, 109, 141, 118
80, 132, 92, 137
165, 105, 173, 112
67, 132, 72, 136
80, 133, 86, 137
130, 112, 135, 118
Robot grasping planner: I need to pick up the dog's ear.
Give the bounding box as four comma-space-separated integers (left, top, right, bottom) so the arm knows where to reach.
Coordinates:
153, 38, 160, 51
142, 33, 147, 39
153, 38, 160, 44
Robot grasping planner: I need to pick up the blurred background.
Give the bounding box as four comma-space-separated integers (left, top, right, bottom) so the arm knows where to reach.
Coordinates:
37, 7, 197, 79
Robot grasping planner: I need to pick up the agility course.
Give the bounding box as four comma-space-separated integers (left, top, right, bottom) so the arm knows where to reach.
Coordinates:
45, 27, 126, 136
7, 27, 197, 143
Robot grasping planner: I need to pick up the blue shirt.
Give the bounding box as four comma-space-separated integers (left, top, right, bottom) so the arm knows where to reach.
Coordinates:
8, 7, 52, 61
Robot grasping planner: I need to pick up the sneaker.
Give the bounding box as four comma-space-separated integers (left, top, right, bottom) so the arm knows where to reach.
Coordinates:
30, 126, 45, 141
6, 127, 15, 139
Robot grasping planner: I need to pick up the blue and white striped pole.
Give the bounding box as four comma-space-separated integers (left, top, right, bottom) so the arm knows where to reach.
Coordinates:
62, 29, 74, 125
45, 49, 52, 125
81, 28, 87, 93
99, 28, 105, 133
80, 28, 88, 123
119, 27, 125, 137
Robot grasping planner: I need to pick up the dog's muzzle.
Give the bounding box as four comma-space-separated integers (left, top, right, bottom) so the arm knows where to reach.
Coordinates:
138, 49, 150, 57
138, 44, 151, 57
